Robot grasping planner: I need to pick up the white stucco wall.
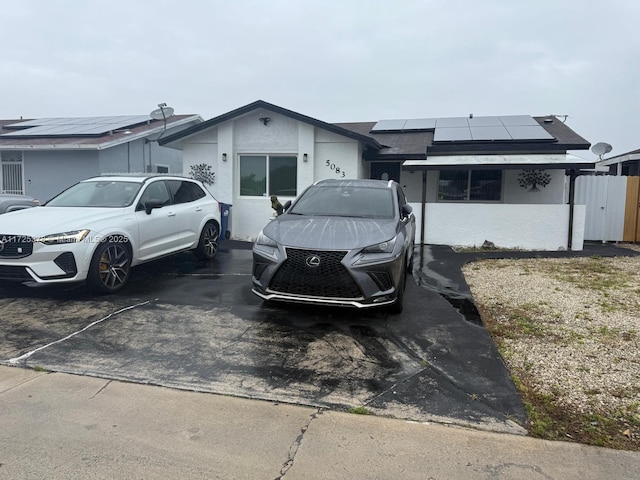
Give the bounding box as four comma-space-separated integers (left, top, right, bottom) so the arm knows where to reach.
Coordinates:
218, 110, 363, 240
503, 169, 566, 204
313, 133, 360, 182
409, 202, 586, 250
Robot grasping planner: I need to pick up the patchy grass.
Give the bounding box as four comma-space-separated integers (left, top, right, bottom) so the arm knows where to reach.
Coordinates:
349, 406, 371, 415
464, 256, 640, 451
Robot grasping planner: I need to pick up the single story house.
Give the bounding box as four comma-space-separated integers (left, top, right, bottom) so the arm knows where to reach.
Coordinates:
598, 148, 640, 176
159, 100, 593, 250
0, 113, 202, 202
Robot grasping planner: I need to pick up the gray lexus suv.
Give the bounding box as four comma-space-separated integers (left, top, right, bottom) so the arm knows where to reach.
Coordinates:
252, 179, 415, 313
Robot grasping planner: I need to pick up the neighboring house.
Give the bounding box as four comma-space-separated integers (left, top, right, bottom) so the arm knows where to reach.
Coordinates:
0, 114, 202, 202
160, 100, 592, 250
598, 148, 640, 176
581, 149, 640, 243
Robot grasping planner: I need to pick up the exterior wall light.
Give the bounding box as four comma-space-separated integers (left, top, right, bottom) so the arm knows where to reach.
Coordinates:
222, 153, 227, 162
303, 153, 308, 162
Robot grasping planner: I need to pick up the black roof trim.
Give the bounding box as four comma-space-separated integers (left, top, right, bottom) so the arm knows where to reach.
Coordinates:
159, 100, 382, 149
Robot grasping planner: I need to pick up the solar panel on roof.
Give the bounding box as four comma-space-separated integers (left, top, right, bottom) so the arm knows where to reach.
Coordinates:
403, 118, 437, 130
368, 114, 555, 143
1, 115, 152, 137
498, 115, 539, 126
15, 124, 85, 135
506, 125, 554, 140
435, 117, 469, 128
468, 116, 503, 127
470, 126, 512, 140
370, 119, 407, 131
434, 127, 472, 141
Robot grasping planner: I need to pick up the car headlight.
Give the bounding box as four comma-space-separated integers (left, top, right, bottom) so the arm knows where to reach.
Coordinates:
256, 231, 278, 248
362, 236, 397, 254
38, 229, 90, 245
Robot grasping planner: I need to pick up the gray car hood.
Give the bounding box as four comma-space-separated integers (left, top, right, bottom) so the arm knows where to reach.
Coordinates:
262, 215, 398, 250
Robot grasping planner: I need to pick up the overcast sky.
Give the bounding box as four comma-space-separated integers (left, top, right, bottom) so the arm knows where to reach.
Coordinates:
2, 0, 638, 159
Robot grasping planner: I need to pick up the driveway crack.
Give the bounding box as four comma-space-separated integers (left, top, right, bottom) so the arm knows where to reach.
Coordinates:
275, 408, 323, 480
7, 300, 151, 365
90, 380, 113, 399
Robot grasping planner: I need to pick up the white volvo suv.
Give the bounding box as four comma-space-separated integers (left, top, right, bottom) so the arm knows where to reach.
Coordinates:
0, 175, 221, 293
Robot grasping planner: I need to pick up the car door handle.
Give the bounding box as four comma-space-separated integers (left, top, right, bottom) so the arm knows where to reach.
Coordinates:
195, 207, 203, 212
167, 212, 176, 217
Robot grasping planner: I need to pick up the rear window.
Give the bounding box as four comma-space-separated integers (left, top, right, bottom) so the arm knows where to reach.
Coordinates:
290, 185, 395, 218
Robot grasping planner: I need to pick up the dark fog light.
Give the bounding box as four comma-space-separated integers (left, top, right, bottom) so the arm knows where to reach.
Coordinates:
54, 252, 77, 275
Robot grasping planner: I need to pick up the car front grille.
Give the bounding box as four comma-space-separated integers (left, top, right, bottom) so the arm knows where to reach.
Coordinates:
269, 248, 362, 299
0, 265, 32, 280
0, 234, 34, 258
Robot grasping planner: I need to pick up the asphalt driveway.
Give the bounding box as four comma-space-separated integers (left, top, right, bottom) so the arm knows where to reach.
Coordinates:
0, 241, 526, 434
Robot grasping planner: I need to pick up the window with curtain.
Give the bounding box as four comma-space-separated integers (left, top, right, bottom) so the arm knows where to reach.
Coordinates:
438, 170, 502, 201
239, 155, 297, 197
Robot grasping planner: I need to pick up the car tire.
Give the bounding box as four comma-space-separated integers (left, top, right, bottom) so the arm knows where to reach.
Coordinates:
389, 261, 406, 314
87, 238, 132, 294
193, 221, 219, 261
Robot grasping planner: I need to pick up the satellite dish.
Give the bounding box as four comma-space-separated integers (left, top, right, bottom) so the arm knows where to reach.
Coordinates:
150, 106, 174, 120
591, 142, 612, 156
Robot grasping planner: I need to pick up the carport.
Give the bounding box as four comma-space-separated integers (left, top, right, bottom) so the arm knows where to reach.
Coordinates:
404, 152, 594, 251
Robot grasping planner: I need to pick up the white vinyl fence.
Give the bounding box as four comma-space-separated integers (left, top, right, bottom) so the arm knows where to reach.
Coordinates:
573, 175, 627, 242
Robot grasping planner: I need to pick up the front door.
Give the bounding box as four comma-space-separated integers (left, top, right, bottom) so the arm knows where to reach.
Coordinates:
370, 162, 401, 183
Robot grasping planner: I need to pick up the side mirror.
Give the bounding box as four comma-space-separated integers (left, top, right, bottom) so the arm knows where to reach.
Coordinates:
283, 200, 292, 212
401, 204, 413, 217
144, 199, 164, 215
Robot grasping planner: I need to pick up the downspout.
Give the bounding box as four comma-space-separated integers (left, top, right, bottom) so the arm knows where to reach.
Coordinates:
567, 169, 577, 250
419, 169, 427, 271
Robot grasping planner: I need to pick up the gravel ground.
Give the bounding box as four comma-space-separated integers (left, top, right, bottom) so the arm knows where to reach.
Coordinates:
462, 248, 640, 435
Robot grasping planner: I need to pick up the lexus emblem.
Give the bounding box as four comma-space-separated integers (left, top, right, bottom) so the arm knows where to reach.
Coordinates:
305, 255, 321, 268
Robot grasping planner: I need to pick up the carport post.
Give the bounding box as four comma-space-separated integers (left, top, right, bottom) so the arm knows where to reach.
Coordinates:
420, 170, 426, 246
419, 170, 427, 269
567, 169, 577, 251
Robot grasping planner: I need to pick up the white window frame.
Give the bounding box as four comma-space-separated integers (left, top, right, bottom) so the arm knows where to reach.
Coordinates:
238, 154, 298, 198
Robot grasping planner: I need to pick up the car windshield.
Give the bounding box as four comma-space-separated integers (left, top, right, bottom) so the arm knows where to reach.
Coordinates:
289, 185, 395, 218
46, 181, 142, 208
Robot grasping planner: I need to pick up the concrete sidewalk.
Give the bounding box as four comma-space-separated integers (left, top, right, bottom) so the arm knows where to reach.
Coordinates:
2, 366, 638, 479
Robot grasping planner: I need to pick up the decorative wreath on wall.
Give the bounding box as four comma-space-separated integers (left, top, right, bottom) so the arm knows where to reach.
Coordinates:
518, 169, 551, 192
189, 163, 215, 185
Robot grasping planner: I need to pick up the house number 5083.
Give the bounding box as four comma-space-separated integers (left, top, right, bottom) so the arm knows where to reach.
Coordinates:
325, 160, 346, 177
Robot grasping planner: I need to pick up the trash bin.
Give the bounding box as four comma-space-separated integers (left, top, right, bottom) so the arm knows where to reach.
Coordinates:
219, 203, 232, 240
